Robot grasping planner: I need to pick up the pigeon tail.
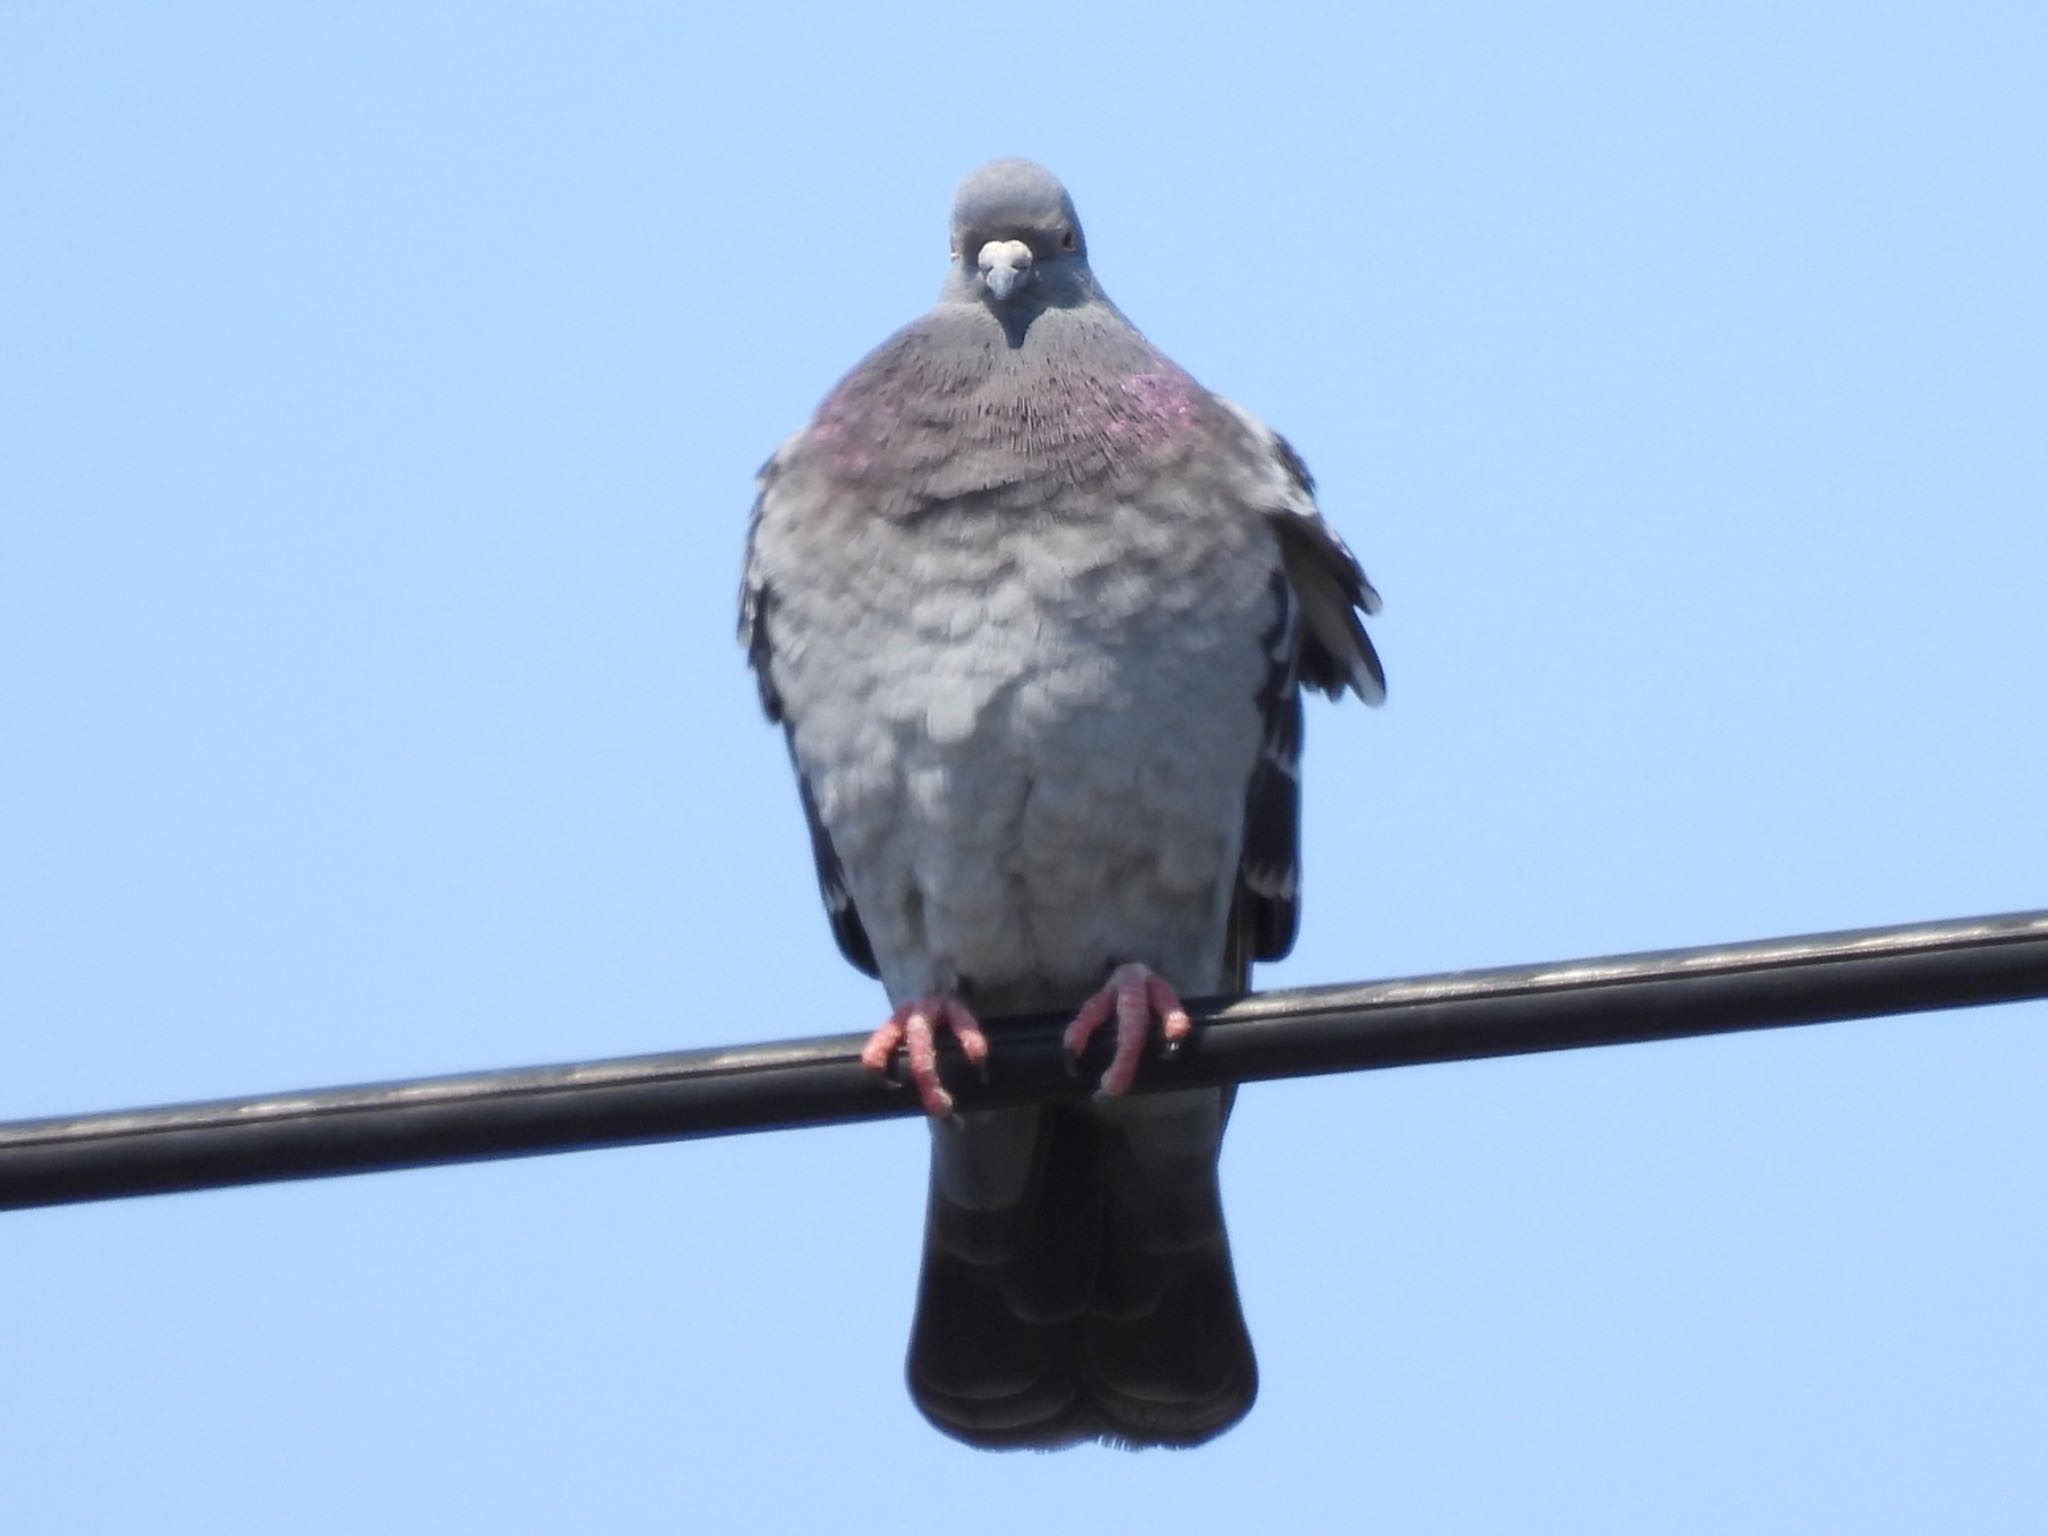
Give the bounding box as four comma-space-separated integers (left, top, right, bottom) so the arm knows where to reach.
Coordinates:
906, 1093, 1256, 1450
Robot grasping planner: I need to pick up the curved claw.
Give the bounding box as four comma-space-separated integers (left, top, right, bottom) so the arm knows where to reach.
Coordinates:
861, 994, 989, 1118
1062, 963, 1191, 1098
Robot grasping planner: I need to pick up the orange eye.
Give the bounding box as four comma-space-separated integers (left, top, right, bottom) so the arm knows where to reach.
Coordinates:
1060, 228, 1077, 252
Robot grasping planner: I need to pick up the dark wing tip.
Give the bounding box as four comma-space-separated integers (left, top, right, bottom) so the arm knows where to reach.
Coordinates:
1271, 512, 1385, 707
794, 769, 878, 978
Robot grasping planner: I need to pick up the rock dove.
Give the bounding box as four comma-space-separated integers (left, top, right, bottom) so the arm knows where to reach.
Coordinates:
740, 160, 1383, 1449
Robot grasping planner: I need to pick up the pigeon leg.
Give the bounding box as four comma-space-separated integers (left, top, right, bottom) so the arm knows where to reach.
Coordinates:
1063, 963, 1192, 1099
860, 995, 990, 1118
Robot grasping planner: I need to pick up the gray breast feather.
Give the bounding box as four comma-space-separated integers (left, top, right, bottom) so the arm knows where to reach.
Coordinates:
741, 390, 1385, 999
746, 461, 1280, 1011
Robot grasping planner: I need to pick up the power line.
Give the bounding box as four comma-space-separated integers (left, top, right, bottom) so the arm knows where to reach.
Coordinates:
4, 908, 2044, 1213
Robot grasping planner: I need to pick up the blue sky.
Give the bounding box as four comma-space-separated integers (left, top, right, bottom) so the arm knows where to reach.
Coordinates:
4, 2, 2044, 1529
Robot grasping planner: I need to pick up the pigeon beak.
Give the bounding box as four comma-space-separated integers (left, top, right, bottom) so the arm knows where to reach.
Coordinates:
977, 239, 1034, 302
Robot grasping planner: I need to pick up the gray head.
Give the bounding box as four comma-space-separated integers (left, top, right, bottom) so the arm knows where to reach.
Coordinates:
945, 159, 1100, 312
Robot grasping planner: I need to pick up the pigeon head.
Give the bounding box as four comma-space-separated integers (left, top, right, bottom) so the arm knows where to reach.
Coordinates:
945, 160, 1099, 312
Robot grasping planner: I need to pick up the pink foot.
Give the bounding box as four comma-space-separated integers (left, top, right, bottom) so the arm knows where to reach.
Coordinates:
1062, 963, 1192, 1098
860, 994, 990, 1118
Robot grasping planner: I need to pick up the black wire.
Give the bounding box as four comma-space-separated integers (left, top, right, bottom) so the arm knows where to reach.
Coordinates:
4, 908, 2044, 1212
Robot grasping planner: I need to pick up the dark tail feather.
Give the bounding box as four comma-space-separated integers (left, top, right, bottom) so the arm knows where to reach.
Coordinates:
1077, 1086, 1256, 1447
906, 1104, 1098, 1445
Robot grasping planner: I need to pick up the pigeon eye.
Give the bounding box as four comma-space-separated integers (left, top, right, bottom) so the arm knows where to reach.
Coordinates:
1060, 228, 1077, 252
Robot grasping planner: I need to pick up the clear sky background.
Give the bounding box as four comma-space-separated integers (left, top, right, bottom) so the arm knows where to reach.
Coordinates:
4, 3, 2044, 1530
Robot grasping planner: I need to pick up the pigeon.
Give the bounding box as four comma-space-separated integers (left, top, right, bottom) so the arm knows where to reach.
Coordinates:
740, 159, 1383, 1449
